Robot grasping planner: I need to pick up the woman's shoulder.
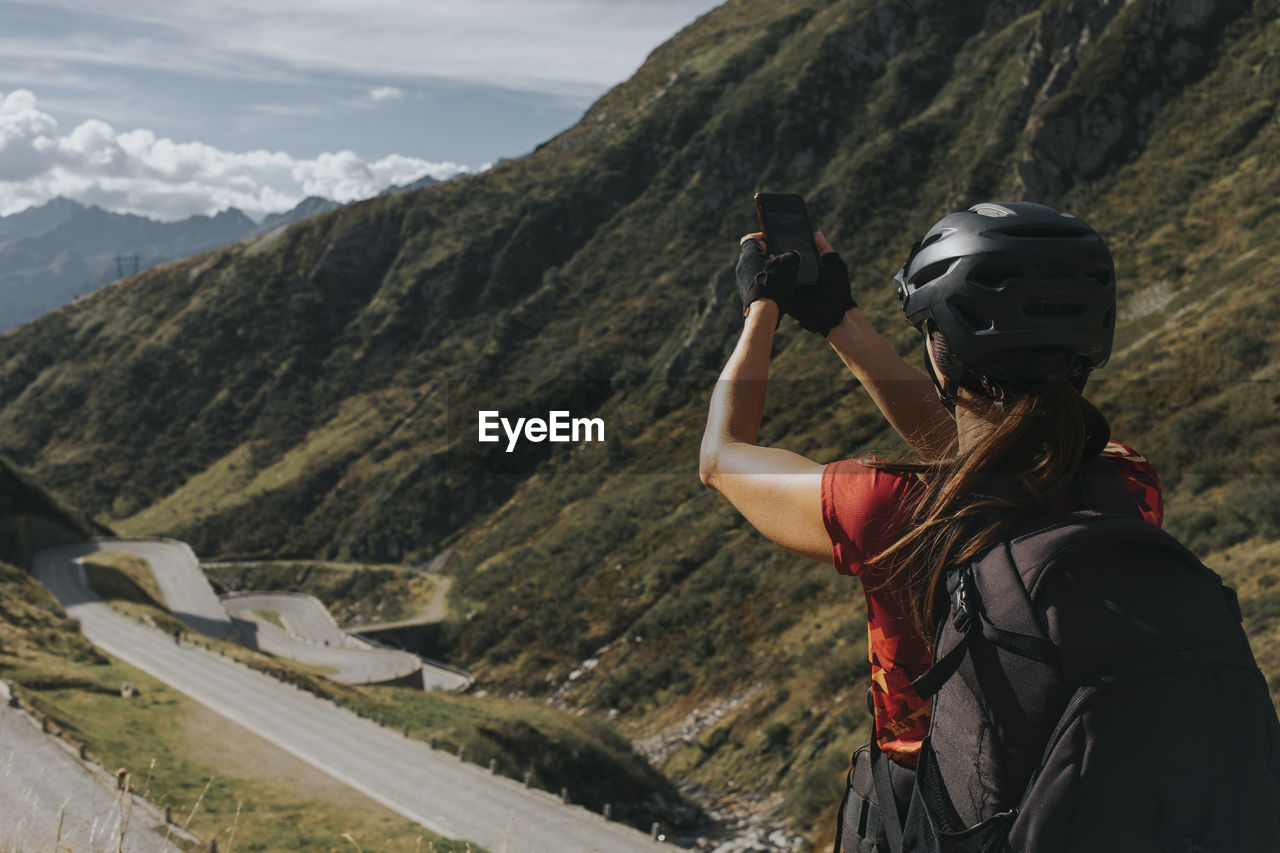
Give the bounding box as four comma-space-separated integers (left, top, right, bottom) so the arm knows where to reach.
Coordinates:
823, 457, 923, 499
821, 458, 924, 575
1099, 439, 1164, 527
1099, 439, 1151, 465
1099, 439, 1160, 484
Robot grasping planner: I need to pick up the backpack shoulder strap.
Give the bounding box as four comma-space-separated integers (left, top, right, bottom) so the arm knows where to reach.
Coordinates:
870, 737, 904, 853
910, 566, 1059, 701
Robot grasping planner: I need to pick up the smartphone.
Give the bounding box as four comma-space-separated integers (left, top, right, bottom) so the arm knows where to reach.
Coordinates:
753, 192, 820, 285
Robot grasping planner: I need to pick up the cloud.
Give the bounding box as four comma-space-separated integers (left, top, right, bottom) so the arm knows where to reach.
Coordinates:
0, 89, 61, 181
368, 86, 403, 103
0, 89, 468, 221
10, 0, 722, 102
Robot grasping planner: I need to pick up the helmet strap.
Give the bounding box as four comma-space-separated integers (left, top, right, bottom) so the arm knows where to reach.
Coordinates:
978, 375, 1007, 411
921, 322, 966, 415
922, 337, 959, 416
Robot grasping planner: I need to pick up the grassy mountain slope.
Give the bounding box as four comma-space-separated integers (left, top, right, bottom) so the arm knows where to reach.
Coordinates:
0, 461, 104, 679
0, 454, 107, 566
1, 0, 1278, 844
0, 196, 346, 333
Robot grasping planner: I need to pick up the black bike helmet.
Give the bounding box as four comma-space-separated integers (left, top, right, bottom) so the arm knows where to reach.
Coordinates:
894, 202, 1116, 386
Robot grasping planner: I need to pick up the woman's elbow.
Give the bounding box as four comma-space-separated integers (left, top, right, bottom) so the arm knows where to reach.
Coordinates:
698, 446, 721, 490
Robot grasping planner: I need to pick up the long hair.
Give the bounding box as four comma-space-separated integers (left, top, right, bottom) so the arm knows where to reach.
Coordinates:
869, 364, 1110, 640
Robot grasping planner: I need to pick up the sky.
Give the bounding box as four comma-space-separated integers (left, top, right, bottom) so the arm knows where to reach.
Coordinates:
0, 0, 722, 221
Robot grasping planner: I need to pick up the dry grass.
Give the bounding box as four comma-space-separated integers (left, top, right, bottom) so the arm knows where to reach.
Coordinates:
18, 662, 481, 852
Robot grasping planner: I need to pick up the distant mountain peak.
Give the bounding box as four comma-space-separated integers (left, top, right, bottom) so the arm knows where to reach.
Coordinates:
0, 197, 338, 332
210, 208, 257, 226
379, 173, 443, 197
252, 196, 343, 237
0, 197, 87, 241
40, 196, 84, 213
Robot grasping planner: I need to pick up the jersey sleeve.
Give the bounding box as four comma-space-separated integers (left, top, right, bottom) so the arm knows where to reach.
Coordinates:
1100, 440, 1164, 527
820, 459, 922, 578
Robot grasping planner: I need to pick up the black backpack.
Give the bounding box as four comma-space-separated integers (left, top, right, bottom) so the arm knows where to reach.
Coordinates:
837, 459, 1280, 853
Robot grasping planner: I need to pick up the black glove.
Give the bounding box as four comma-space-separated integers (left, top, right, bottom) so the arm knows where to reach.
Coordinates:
736, 240, 799, 321
788, 251, 857, 336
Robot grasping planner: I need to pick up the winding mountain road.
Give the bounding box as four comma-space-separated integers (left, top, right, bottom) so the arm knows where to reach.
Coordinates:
87, 538, 234, 638
222, 592, 469, 690
32, 541, 671, 853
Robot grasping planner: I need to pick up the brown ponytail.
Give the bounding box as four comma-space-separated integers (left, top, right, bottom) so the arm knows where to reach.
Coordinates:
869, 378, 1109, 640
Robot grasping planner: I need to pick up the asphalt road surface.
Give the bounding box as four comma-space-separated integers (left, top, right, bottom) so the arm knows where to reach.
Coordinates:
32, 543, 672, 853
86, 539, 234, 638
222, 592, 470, 689
223, 592, 355, 646
0, 691, 182, 853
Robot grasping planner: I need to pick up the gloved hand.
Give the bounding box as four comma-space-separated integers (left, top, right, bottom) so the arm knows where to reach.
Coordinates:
736, 238, 799, 321
789, 250, 857, 336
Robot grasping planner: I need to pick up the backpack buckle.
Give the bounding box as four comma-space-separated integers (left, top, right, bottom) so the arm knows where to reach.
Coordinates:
952, 573, 973, 634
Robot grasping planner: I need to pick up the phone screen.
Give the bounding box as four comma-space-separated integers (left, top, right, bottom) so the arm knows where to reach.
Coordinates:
755, 193, 820, 285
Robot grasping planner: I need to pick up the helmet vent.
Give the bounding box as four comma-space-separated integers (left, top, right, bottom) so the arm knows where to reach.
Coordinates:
952, 300, 993, 331
970, 266, 1016, 289
912, 259, 953, 288
919, 231, 946, 250
997, 224, 1091, 239
1021, 298, 1089, 318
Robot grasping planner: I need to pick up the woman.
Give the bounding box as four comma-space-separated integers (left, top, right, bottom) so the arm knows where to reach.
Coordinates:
699, 202, 1163, 844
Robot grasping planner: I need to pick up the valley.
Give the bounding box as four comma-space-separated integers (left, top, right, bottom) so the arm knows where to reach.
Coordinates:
1, 0, 1278, 849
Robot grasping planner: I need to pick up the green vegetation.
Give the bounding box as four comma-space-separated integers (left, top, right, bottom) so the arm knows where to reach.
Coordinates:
0, 0, 1278, 846
2, 553, 675, 843
82, 550, 166, 608
0, 454, 107, 566
250, 607, 285, 629
0, 559, 108, 689
19, 654, 480, 853
365, 687, 680, 826
0, 557, 458, 851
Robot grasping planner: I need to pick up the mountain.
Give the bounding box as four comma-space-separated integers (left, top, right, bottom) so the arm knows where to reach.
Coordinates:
0, 454, 107, 565
380, 174, 441, 196
0, 197, 339, 332
0, 197, 85, 242
0, 0, 1277, 844
252, 196, 343, 236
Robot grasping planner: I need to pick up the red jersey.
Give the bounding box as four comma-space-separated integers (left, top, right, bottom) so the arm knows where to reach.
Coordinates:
820, 440, 1163, 766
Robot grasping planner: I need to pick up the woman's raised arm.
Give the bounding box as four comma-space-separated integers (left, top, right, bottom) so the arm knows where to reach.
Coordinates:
807, 232, 955, 459
826, 309, 955, 459
699, 288, 831, 564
